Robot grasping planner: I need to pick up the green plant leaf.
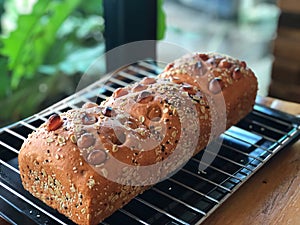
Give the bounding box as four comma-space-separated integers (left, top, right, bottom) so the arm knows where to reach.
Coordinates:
157, 0, 166, 40
0, 56, 10, 98
78, 0, 103, 16
0, 72, 77, 127
0, 0, 82, 89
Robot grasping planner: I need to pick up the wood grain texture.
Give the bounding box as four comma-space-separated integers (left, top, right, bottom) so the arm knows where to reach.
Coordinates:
269, 81, 300, 104
273, 36, 300, 62
202, 141, 300, 225
278, 0, 300, 14
277, 27, 300, 41
202, 97, 300, 225
271, 57, 300, 85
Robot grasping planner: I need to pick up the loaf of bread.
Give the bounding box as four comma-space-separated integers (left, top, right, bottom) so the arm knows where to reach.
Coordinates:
18, 53, 258, 225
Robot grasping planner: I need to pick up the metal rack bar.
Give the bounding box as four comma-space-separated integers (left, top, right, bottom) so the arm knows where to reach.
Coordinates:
190, 158, 244, 182
3, 128, 26, 141
19, 121, 37, 131
0, 141, 19, 155
0, 61, 299, 225
180, 168, 231, 193
118, 208, 149, 225
168, 178, 220, 204
0, 159, 19, 174
152, 187, 207, 216
128, 65, 157, 77
0, 182, 67, 225
252, 108, 294, 127
118, 71, 144, 82
204, 150, 254, 172
135, 197, 189, 225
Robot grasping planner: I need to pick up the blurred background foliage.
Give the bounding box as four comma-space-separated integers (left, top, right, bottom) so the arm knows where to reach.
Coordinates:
0, 0, 280, 127
0, 0, 166, 127
0, 0, 105, 126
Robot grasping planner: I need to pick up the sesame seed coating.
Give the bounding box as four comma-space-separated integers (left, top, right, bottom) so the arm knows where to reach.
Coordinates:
18, 52, 257, 225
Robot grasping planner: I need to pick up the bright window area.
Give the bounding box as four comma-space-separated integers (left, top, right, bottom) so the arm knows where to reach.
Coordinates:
162, 0, 280, 97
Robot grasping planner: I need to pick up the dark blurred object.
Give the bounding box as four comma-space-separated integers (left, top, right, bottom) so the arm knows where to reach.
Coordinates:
103, 0, 157, 72
0, 0, 3, 33
269, 0, 300, 103
0, 0, 4, 33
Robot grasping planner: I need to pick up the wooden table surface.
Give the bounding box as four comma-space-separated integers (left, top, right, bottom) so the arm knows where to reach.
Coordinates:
0, 97, 299, 225
202, 96, 300, 225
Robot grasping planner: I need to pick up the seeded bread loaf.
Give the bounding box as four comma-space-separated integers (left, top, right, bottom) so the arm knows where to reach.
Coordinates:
18, 53, 258, 225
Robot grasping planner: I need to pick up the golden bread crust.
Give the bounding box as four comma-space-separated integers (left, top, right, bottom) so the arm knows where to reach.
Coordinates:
19, 52, 258, 225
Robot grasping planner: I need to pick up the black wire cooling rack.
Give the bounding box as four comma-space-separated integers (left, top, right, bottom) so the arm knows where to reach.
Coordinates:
0, 61, 299, 225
